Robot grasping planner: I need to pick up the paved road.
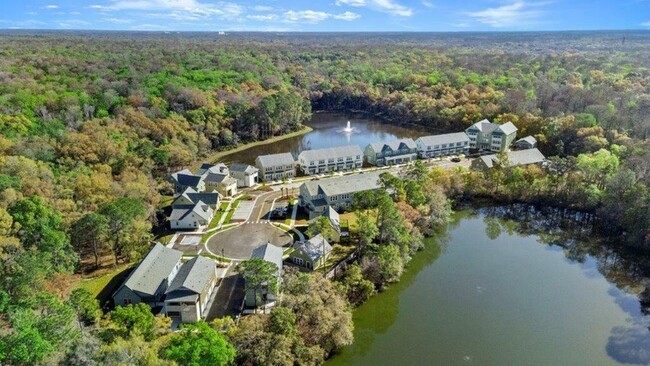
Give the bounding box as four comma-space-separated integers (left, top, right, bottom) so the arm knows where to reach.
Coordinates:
206, 265, 244, 321
205, 223, 292, 260
250, 190, 283, 222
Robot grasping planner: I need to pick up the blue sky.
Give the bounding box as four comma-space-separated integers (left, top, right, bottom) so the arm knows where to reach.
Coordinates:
1, 0, 649, 32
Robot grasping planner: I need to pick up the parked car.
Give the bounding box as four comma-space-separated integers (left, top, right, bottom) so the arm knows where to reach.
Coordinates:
451, 157, 462, 162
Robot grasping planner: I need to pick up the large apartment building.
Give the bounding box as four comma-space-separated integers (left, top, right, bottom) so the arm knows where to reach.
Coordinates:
297, 145, 363, 175
255, 153, 296, 182
415, 132, 470, 159
299, 171, 382, 218
364, 138, 418, 166
465, 119, 518, 152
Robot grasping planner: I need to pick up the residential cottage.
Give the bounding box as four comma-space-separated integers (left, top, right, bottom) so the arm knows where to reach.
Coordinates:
112, 244, 183, 309
230, 163, 259, 187
471, 148, 546, 171
245, 243, 284, 310
363, 138, 417, 166
515, 136, 537, 150
289, 234, 333, 271
164, 256, 218, 323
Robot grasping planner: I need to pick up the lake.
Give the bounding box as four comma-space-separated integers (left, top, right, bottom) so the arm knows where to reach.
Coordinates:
327, 208, 650, 366
219, 112, 433, 165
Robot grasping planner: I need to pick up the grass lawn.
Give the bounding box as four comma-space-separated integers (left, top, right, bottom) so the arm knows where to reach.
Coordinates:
159, 195, 174, 209
324, 244, 356, 269
208, 202, 230, 230
76, 264, 134, 305
224, 198, 242, 223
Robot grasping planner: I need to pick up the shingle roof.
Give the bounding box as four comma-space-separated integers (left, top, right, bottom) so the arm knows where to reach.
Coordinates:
416, 132, 470, 147
298, 145, 362, 162
166, 256, 215, 295
120, 243, 182, 296
302, 171, 382, 198
516, 136, 537, 145
197, 163, 228, 176
173, 189, 220, 208
497, 121, 518, 135
479, 148, 546, 169
176, 173, 202, 187
250, 243, 283, 272
256, 153, 295, 167
230, 163, 258, 174
368, 138, 417, 153
469, 119, 499, 134
169, 201, 212, 222
294, 234, 332, 262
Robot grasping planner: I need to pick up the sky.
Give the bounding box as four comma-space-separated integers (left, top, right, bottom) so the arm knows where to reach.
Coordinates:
0, 0, 649, 32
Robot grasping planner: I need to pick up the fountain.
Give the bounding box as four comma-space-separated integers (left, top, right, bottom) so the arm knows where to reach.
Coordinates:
343, 121, 353, 132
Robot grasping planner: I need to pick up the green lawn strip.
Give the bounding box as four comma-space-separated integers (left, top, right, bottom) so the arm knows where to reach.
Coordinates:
158, 195, 174, 209
224, 198, 242, 223
183, 253, 233, 263
207, 202, 230, 230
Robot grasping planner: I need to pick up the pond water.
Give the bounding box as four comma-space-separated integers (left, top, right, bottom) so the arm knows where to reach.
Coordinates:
219, 112, 432, 165
327, 209, 650, 366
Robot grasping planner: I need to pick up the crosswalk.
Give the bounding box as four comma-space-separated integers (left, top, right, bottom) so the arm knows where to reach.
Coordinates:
245, 220, 272, 224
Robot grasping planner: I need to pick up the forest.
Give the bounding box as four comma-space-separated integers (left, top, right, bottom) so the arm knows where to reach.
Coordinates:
1, 31, 650, 365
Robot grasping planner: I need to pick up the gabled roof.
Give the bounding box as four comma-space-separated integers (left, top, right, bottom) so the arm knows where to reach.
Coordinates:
298, 145, 363, 162
368, 138, 417, 153
516, 136, 537, 145
176, 173, 202, 187
230, 163, 259, 174
416, 132, 470, 147
496, 121, 518, 135
256, 153, 295, 167
468, 119, 499, 134
197, 163, 228, 176
293, 234, 332, 262
118, 243, 182, 297
172, 188, 220, 208
301, 171, 382, 198
250, 243, 283, 272
169, 201, 212, 222
166, 256, 215, 296
479, 148, 546, 169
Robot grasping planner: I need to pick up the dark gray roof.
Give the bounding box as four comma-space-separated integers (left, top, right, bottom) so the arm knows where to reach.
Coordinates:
416, 132, 470, 147
176, 173, 202, 187
294, 234, 332, 262
302, 171, 382, 198
173, 188, 220, 208
120, 243, 182, 296
298, 145, 362, 162
250, 243, 283, 272
166, 256, 215, 295
368, 138, 417, 153
256, 153, 295, 167
479, 148, 546, 169
169, 201, 212, 222
230, 163, 258, 174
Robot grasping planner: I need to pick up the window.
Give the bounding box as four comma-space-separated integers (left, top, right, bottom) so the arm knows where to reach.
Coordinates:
123, 298, 132, 305
356, 155, 360, 159
294, 257, 304, 266
167, 311, 181, 317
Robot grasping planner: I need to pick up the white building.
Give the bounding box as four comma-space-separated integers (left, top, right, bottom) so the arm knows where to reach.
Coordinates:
297, 145, 363, 175
415, 132, 470, 159
230, 163, 259, 187
255, 153, 296, 182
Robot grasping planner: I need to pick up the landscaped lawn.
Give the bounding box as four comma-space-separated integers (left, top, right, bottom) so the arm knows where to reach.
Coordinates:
324, 244, 356, 269
224, 198, 242, 223
208, 202, 230, 230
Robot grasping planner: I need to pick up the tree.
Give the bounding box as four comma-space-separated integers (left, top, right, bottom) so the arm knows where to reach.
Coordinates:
71, 213, 109, 269
356, 212, 378, 255
338, 264, 375, 306
68, 288, 101, 326
238, 258, 279, 310
307, 216, 336, 242
98, 197, 147, 265
162, 321, 236, 366
8, 196, 77, 273
100, 334, 173, 366
104, 303, 155, 340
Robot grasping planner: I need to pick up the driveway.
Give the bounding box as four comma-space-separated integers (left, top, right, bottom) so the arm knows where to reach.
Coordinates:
206, 265, 244, 320
205, 223, 292, 260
